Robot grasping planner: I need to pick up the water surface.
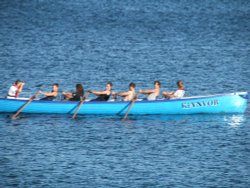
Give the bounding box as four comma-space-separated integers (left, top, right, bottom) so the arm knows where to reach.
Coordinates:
0, 0, 249, 187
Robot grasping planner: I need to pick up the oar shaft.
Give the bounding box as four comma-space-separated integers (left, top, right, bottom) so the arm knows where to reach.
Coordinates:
12, 92, 40, 119
72, 100, 84, 119
122, 95, 137, 120
72, 93, 90, 119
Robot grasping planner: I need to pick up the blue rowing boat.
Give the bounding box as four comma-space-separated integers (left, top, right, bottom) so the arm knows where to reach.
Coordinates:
0, 92, 248, 115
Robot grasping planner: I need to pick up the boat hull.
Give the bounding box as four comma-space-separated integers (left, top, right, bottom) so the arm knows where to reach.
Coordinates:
0, 92, 248, 115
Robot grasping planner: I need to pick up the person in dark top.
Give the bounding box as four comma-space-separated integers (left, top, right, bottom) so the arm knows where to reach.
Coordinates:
89, 82, 112, 101
39, 83, 59, 101
63, 84, 84, 101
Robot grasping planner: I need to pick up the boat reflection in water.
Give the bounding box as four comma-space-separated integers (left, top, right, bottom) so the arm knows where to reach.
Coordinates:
224, 114, 246, 128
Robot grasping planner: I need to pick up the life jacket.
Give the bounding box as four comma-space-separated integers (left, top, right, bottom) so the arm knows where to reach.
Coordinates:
14, 85, 19, 97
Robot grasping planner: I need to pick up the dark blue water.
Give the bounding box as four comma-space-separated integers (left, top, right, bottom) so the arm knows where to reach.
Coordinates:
0, 0, 250, 187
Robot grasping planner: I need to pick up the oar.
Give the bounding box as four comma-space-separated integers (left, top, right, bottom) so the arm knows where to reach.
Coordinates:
12, 92, 40, 119
122, 95, 137, 121
72, 93, 90, 119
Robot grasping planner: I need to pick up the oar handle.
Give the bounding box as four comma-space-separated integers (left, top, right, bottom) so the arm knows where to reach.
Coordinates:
12, 92, 40, 119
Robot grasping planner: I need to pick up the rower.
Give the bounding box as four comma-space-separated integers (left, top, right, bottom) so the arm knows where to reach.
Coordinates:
112, 82, 136, 101
139, 81, 161, 100
62, 84, 84, 101
39, 83, 59, 101
162, 80, 185, 99
89, 82, 113, 101
7, 79, 25, 98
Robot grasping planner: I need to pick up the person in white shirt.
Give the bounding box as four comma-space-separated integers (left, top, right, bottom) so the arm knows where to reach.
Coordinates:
112, 82, 136, 101
139, 81, 161, 100
7, 80, 25, 98
163, 80, 185, 99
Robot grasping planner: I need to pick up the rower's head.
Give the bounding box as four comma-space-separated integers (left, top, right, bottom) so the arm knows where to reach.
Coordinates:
76, 84, 84, 96
129, 82, 136, 90
154, 80, 161, 89
177, 80, 184, 89
53, 83, 59, 92
15, 79, 23, 87
106, 81, 113, 91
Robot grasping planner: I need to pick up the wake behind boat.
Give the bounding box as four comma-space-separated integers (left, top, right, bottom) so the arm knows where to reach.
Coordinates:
0, 92, 248, 116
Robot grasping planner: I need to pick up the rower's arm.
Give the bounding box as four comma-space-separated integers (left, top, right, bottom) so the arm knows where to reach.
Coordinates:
40, 91, 57, 96
140, 89, 156, 94
18, 83, 25, 93
116, 91, 130, 97
91, 90, 109, 96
